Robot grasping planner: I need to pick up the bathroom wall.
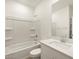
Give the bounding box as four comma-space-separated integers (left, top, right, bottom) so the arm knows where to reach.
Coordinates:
5, 0, 35, 46
5, 0, 34, 20
69, 5, 73, 17
34, 0, 56, 40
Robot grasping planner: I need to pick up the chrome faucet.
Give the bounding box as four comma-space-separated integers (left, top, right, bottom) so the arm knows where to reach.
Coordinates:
60, 34, 67, 43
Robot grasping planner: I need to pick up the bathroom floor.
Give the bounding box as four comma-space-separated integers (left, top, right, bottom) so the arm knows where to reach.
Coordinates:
25, 57, 32, 59
26, 57, 41, 59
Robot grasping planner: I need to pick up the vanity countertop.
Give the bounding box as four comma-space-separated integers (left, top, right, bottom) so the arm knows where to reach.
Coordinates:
40, 39, 73, 58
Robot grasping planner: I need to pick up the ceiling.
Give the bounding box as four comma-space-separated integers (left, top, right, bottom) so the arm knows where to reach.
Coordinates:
52, 0, 73, 13
15, 0, 42, 8
6, 0, 73, 9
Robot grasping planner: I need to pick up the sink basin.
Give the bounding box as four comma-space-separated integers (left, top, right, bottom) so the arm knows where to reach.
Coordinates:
49, 41, 72, 49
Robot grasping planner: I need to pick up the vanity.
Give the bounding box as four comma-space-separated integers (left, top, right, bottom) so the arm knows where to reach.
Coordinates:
40, 39, 73, 59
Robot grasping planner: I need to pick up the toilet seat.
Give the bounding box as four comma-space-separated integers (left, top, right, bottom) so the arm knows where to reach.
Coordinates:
30, 48, 41, 57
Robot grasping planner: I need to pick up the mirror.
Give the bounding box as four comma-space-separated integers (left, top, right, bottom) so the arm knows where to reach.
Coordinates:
51, 0, 73, 39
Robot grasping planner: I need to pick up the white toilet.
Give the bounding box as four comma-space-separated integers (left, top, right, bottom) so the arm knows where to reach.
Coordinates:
30, 48, 41, 59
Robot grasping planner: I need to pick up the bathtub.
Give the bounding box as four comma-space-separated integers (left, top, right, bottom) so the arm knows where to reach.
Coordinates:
5, 41, 40, 59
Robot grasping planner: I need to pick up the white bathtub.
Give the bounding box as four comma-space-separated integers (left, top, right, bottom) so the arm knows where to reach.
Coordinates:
5, 41, 40, 59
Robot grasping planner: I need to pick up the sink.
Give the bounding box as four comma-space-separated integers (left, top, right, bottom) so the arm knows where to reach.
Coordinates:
48, 41, 72, 49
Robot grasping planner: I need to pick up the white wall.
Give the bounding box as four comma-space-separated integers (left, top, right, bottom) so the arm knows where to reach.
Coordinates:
34, 0, 56, 40
5, 0, 34, 20
69, 5, 73, 17
52, 6, 70, 38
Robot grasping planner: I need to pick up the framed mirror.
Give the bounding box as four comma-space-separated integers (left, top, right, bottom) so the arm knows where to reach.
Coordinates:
51, 0, 73, 39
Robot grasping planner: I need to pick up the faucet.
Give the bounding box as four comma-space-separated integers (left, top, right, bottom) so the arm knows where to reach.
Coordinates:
34, 34, 38, 44
60, 34, 67, 43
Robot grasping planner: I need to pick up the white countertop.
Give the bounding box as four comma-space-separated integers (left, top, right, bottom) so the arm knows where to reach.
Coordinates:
40, 39, 73, 58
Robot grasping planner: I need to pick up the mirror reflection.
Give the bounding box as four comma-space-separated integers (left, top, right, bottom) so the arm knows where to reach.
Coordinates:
51, 0, 73, 39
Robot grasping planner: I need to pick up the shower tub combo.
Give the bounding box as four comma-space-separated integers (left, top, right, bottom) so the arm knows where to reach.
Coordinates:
5, 41, 40, 59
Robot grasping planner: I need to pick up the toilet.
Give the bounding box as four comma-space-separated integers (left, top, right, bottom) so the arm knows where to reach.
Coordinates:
30, 48, 41, 59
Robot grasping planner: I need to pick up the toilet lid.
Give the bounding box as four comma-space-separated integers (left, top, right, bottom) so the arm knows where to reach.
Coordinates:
30, 48, 41, 56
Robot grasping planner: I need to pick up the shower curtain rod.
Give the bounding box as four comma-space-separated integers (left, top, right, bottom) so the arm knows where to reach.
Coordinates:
6, 16, 33, 22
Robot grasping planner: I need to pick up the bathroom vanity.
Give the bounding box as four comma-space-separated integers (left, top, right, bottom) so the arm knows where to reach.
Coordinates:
40, 39, 73, 59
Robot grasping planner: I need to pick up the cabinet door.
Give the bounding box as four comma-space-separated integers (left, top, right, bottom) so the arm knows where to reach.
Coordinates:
41, 44, 72, 59
54, 50, 72, 59
41, 45, 56, 59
